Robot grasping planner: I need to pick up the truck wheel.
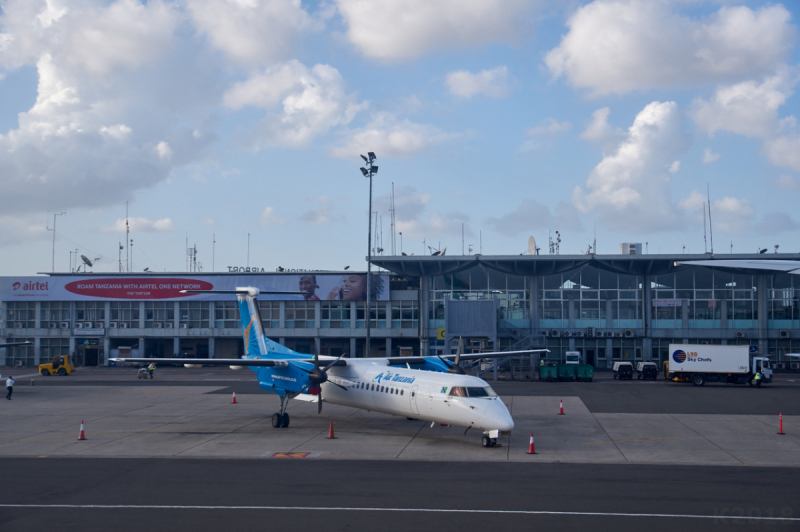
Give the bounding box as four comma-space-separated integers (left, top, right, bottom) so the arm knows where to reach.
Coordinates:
692, 374, 705, 386
41, 369, 49, 376
57, 368, 67, 376
748, 378, 755, 387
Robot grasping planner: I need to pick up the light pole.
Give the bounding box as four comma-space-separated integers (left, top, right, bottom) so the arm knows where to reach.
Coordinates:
360, 152, 378, 357
49, 212, 66, 272
399, 232, 403, 254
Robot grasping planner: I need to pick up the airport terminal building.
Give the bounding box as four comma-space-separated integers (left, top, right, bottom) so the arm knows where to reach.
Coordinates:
3, 252, 800, 371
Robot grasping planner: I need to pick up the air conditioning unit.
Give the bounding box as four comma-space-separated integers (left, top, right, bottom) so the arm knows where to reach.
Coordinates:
549, 329, 560, 337
735, 331, 745, 338
119, 322, 128, 329
624, 329, 634, 338
701, 340, 709, 345
779, 330, 790, 338
95, 322, 104, 329
154, 322, 163, 329
109, 322, 118, 328
586, 327, 594, 337
49, 322, 58, 329
180, 323, 188, 329
595, 330, 604, 338
563, 331, 571, 338
14, 360, 22, 367
574, 331, 584, 338
84, 322, 92, 329
164, 322, 174, 329
14, 322, 23, 328
791, 362, 800, 370
614, 332, 623, 337
75, 322, 83, 329
775, 362, 785, 370
60, 322, 70, 329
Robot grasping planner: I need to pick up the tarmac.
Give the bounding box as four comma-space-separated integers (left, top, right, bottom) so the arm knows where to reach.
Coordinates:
1, 368, 798, 466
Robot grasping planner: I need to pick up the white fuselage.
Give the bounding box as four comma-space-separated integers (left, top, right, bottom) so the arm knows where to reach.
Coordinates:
309, 362, 514, 433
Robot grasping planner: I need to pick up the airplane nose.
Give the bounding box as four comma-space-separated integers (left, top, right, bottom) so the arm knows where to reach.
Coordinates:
485, 400, 514, 431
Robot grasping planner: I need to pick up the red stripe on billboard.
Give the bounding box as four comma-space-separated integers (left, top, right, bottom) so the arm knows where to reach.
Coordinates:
64, 278, 214, 300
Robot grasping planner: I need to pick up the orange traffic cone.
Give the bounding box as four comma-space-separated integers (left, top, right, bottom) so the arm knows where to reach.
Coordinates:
527, 433, 537, 454
231, 391, 238, 404
30, 379, 34, 386
78, 420, 86, 440
327, 420, 337, 439
778, 412, 785, 435
558, 399, 565, 415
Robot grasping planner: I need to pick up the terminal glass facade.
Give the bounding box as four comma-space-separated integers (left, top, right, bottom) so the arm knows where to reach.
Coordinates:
40, 302, 70, 329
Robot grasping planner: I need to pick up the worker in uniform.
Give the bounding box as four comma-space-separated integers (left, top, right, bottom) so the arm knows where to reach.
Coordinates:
6, 376, 14, 400
754, 371, 763, 388
148, 362, 155, 379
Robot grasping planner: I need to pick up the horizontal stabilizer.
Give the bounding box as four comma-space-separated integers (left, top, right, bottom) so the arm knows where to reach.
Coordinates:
0, 341, 32, 348
111, 357, 347, 368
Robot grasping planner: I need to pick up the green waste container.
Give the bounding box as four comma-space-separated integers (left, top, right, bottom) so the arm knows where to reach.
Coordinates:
557, 364, 576, 381
576, 364, 594, 382
539, 364, 558, 382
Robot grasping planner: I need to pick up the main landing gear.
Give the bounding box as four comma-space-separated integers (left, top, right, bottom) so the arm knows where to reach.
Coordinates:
271, 395, 290, 429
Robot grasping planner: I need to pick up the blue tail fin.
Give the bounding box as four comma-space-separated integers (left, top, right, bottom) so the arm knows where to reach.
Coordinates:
237, 293, 303, 358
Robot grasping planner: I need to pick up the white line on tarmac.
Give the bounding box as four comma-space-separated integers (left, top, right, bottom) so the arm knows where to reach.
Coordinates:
0, 504, 796, 522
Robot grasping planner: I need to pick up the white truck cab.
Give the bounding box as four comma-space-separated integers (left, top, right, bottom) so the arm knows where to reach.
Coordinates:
565, 351, 580, 365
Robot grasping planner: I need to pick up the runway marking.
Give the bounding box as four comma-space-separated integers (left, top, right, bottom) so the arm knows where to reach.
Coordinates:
271, 452, 310, 458
583, 436, 679, 445
0, 504, 796, 522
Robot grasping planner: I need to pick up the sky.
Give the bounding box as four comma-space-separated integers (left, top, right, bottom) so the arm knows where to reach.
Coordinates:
1, 0, 800, 276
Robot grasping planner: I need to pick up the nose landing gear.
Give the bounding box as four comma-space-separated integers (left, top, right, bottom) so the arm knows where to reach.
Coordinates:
481, 435, 497, 447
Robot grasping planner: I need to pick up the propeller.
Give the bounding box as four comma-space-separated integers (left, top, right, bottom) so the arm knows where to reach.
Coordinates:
438, 336, 467, 375
293, 340, 347, 413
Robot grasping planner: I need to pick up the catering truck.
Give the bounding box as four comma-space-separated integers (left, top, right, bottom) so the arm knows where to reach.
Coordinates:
667, 344, 772, 387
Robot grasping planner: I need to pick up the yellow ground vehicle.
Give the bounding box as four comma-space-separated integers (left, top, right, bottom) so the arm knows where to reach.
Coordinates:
39, 355, 75, 376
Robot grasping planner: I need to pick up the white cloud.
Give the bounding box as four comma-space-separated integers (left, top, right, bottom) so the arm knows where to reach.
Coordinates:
155, 141, 173, 161
300, 196, 341, 224
691, 69, 796, 138
484, 199, 581, 236
763, 135, 800, 172
99, 124, 132, 141
224, 60, 365, 148
771, 174, 800, 190
668, 160, 680, 174
335, 0, 537, 61
260, 207, 285, 227
446, 66, 511, 98
755, 212, 800, 235
545, 2, 796, 96
330, 112, 460, 159
202, 217, 215, 227
186, 0, 318, 66
0, 214, 48, 245
712, 196, 754, 234
519, 118, 571, 152
376, 186, 431, 223
580, 107, 625, 151
572, 101, 691, 231
702, 148, 721, 163
102, 217, 175, 232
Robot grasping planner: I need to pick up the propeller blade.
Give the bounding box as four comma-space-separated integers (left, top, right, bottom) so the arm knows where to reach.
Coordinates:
321, 353, 346, 373
328, 381, 348, 391
454, 337, 463, 366
318, 388, 322, 414
289, 361, 313, 373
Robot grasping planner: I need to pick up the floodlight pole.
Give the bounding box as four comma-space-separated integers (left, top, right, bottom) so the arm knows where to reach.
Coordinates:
360, 153, 378, 358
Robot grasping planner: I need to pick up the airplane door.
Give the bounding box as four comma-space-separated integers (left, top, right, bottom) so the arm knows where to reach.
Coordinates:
409, 384, 419, 415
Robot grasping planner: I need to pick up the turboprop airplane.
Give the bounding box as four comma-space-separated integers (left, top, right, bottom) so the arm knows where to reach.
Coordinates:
112, 287, 547, 448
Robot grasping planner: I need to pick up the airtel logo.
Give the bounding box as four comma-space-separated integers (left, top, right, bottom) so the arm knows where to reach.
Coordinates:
13, 281, 49, 291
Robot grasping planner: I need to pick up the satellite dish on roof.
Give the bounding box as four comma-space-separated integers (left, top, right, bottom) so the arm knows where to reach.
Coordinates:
81, 255, 93, 267
528, 236, 536, 255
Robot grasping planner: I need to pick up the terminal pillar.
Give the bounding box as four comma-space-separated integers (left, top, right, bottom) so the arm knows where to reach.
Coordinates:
209, 337, 215, 359
173, 337, 180, 357
385, 337, 392, 358
350, 337, 357, 358
103, 337, 110, 366
34, 337, 41, 365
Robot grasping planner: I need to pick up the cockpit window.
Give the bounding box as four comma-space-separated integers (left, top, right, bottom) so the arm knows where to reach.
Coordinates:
449, 386, 497, 398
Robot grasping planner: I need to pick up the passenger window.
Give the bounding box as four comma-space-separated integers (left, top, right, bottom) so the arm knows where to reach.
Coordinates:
401, 390, 404, 396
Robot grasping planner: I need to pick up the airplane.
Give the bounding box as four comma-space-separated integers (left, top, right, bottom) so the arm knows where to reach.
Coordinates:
112, 287, 547, 448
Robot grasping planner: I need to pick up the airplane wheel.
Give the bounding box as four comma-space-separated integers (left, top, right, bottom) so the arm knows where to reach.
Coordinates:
481, 436, 491, 448
490, 439, 497, 447
271, 413, 282, 428
281, 413, 290, 428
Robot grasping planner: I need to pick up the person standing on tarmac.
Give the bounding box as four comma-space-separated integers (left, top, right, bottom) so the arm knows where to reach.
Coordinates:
6, 376, 14, 400
754, 371, 763, 388
148, 362, 155, 379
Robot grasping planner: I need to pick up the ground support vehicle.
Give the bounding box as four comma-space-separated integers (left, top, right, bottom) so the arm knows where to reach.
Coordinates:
666, 344, 772, 387
575, 364, 593, 382
39, 355, 74, 376
637, 362, 658, 380
557, 363, 576, 381
613, 362, 634, 380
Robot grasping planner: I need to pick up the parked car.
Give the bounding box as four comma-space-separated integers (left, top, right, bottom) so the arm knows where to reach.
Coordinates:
636, 362, 658, 380
613, 362, 634, 380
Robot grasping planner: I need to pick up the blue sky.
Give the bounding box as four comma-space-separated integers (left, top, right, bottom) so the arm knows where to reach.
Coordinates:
1, 0, 800, 275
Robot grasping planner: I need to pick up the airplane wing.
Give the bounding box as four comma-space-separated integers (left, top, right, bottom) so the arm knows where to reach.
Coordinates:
0, 341, 32, 348
109, 357, 347, 367
385, 349, 549, 365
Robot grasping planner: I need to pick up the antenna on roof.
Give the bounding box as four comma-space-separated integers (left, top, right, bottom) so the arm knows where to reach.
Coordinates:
707, 184, 714, 255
